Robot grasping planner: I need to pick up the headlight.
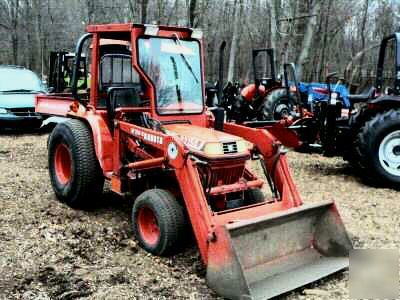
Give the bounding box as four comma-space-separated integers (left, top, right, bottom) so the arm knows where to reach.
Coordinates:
0, 108, 8, 114
203, 142, 224, 155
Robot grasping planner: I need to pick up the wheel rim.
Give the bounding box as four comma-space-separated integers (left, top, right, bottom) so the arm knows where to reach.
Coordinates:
137, 207, 160, 246
54, 143, 72, 185
378, 130, 400, 177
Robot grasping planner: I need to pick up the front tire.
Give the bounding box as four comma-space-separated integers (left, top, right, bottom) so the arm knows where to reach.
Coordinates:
48, 119, 104, 208
356, 109, 400, 185
132, 189, 187, 256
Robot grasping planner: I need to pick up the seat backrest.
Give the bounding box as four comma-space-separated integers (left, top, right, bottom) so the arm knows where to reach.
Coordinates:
111, 87, 140, 107
98, 53, 142, 108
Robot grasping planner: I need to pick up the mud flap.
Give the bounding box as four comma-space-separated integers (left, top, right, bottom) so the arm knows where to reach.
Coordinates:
206, 201, 352, 300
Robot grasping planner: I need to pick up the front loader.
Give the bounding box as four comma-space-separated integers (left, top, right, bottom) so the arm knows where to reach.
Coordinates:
35, 23, 352, 299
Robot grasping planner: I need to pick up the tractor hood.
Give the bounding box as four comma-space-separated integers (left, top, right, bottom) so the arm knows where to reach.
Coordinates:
164, 124, 249, 158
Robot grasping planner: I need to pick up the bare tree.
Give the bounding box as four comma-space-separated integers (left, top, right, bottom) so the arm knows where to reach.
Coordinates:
85, 0, 96, 23
227, 0, 242, 82
128, 0, 139, 21
357, 0, 369, 85
0, 0, 20, 64
141, 0, 149, 23
0, 0, 398, 88
188, 0, 197, 27
269, 0, 279, 70
296, 0, 322, 80
317, 0, 332, 81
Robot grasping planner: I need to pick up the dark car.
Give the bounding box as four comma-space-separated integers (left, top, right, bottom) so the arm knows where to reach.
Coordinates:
0, 65, 46, 129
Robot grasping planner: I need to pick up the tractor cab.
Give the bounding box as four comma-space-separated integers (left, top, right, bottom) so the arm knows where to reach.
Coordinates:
56, 24, 250, 174
62, 25, 212, 130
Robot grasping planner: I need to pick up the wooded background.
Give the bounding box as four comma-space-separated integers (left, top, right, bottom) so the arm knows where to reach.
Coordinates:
0, 0, 399, 92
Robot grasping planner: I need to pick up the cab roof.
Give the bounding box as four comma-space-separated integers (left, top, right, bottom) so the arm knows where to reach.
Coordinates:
86, 23, 203, 41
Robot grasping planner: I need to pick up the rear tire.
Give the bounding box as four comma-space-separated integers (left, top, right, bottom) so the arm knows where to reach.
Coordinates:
48, 119, 104, 208
343, 105, 370, 169
132, 189, 187, 256
260, 88, 297, 121
356, 109, 400, 185
244, 188, 265, 205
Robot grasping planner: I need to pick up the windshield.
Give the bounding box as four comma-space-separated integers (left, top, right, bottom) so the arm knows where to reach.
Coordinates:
138, 37, 203, 114
0, 68, 44, 92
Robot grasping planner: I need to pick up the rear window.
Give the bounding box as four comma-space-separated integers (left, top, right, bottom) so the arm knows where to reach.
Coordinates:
100, 54, 139, 87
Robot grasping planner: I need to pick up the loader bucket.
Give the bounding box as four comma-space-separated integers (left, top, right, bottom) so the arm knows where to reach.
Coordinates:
206, 201, 352, 300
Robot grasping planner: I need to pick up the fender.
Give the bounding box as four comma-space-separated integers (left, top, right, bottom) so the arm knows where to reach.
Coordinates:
40, 116, 69, 128
368, 94, 400, 109
68, 112, 114, 176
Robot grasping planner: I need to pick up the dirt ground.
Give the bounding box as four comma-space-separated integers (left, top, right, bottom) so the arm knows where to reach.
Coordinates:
0, 132, 399, 300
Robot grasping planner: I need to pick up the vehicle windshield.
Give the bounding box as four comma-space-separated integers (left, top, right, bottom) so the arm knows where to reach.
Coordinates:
138, 37, 203, 114
0, 68, 44, 93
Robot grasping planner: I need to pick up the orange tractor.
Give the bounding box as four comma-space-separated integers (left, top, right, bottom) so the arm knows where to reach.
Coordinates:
36, 23, 352, 299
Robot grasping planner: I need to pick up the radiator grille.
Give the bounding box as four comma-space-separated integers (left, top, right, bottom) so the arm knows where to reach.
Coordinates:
8, 107, 39, 116
199, 161, 245, 188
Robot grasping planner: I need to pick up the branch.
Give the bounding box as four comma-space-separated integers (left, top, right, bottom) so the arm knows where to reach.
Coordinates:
278, 14, 317, 23
345, 43, 380, 75
0, 23, 10, 30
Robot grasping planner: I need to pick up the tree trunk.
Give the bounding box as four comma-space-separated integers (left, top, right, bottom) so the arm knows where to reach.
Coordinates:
86, 0, 95, 23
357, 0, 369, 91
32, 0, 43, 75
166, 0, 179, 25
296, 0, 322, 80
188, 0, 197, 27
227, 0, 242, 82
318, 0, 332, 81
157, 0, 165, 24
141, 0, 148, 24
10, 0, 19, 65
269, 0, 279, 71
128, 0, 138, 21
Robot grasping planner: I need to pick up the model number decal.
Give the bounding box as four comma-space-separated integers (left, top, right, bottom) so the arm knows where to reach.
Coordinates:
177, 134, 205, 150
131, 128, 163, 145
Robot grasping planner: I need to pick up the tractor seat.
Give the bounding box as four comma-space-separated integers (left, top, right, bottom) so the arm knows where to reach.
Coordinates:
112, 86, 141, 107
97, 85, 141, 108
348, 87, 375, 104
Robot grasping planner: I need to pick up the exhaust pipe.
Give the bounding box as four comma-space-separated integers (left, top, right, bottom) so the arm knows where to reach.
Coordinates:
206, 201, 352, 300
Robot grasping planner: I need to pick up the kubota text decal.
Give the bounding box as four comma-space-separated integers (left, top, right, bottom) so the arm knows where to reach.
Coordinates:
131, 128, 164, 145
